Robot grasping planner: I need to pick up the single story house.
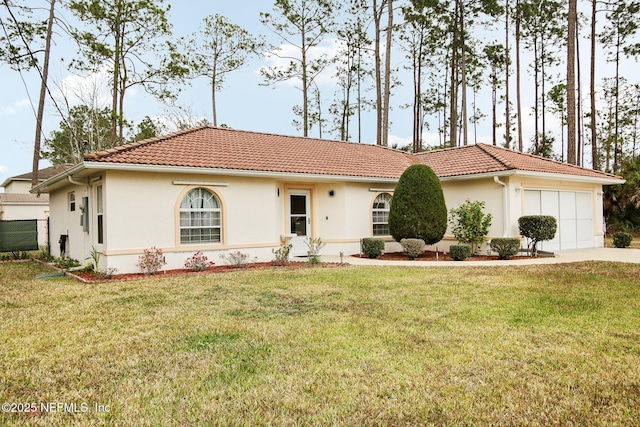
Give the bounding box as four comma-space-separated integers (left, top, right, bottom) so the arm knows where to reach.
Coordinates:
32, 126, 623, 273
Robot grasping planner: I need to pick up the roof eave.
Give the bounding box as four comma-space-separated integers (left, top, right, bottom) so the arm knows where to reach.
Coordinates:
38, 162, 402, 185
439, 169, 624, 185
30, 163, 87, 194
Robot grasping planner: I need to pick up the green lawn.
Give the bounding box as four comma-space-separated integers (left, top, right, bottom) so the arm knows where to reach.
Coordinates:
1, 261, 639, 426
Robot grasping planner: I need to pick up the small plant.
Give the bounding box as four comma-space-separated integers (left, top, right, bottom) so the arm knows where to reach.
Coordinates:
53, 256, 81, 270
93, 267, 119, 279
449, 199, 493, 254
612, 231, 633, 248
87, 246, 101, 271
136, 247, 166, 275
185, 251, 215, 271
361, 238, 385, 259
38, 245, 53, 262
400, 238, 425, 260
450, 244, 472, 261
518, 215, 557, 257
220, 251, 256, 268
272, 243, 293, 266
305, 237, 326, 265
489, 238, 522, 260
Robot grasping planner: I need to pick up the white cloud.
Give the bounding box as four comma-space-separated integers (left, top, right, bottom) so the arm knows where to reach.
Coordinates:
258, 37, 358, 89
388, 134, 412, 150
0, 165, 8, 174
52, 68, 112, 110
0, 98, 31, 115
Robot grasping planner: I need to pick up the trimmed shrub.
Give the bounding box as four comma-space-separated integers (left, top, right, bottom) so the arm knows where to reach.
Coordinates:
449, 199, 493, 254
612, 231, 633, 248
400, 238, 425, 260
518, 215, 557, 257
490, 238, 521, 260
362, 238, 385, 259
450, 244, 472, 261
388, 164, 447, 244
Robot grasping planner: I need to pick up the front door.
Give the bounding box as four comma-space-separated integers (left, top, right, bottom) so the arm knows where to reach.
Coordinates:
288, 190, 310, 256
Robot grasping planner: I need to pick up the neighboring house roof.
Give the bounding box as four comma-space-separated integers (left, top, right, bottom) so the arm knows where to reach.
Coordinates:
32, 126, 623, 193
0, 193, 49, 204
1, 164, 74, 188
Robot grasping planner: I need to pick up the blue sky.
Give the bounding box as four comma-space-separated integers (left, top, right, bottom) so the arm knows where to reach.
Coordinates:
0, 1, 635, 188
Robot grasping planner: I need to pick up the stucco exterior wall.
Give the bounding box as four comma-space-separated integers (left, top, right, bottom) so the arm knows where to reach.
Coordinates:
46, 168, 609, 273
49, 186, 88, 262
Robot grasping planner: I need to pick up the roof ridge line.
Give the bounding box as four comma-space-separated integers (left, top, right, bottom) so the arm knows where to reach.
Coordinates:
475, 143, 517, 170
85, 126, 209, 160
478, 143, 621, 179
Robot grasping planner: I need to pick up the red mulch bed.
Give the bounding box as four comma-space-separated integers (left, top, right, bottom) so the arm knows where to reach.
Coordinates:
353, 250, 528, 262
70, 261, 345, 283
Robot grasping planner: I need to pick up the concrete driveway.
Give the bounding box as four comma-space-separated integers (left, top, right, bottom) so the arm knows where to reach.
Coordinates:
326, 247, 640, 267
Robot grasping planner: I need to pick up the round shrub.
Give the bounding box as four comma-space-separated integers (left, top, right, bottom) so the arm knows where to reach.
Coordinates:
400, 238, 425, 260
361, 238, 385, 258
518, 215, 557, 256
388, 164, 447, 244
489, 238, 521, 260
612, 231, 633, 248
450, 244, 472, 261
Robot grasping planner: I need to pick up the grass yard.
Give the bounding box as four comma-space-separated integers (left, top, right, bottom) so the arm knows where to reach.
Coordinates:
1, 261, 639, 426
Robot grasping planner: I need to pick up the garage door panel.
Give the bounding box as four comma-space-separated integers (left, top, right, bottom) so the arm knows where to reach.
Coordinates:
523, 189, 594, 251
576, 192, 592, 220
540, 191, 560, 251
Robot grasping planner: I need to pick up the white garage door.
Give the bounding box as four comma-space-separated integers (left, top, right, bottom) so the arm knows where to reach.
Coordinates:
523, 190, 594, 251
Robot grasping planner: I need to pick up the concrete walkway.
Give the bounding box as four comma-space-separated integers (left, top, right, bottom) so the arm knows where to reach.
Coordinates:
323, 247, 640, 267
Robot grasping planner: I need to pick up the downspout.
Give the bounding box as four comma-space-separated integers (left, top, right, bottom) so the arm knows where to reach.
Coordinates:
494, 176, 508, 237
68, 175, 86, 187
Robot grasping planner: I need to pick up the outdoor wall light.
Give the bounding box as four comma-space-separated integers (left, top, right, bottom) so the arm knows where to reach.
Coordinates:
328, 190, 335, 197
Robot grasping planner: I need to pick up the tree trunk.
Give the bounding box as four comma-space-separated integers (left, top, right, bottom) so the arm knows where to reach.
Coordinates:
504, 0, 510, 149
567, 0, 577, 164
590, 0, 599, 169
373, 0, 383, 145
459, 0, 468, 146
381, 0, 393, 147
515, 0, 523, 151
32, 0, 56, 186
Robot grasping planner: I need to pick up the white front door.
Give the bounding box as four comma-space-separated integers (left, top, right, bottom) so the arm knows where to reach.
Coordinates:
288, 190, 311, 256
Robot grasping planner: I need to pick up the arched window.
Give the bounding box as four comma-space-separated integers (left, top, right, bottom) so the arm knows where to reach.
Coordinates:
179, 188, 221, 244
372, 193, 392, 236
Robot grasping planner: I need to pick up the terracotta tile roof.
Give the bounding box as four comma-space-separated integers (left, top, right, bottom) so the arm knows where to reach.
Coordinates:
84, 126, 621, 182
415, 143, 621, 180
85, 126, 415, 179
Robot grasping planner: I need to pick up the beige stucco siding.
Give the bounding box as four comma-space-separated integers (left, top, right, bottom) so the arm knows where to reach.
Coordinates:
49, 186, 89, 262
45, 167, 609, 273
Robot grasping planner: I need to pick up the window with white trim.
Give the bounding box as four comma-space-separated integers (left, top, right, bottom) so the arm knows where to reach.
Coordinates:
372, 193, 392, 236
179, 188, 221, 244
68, 192, 76, 212
96, 185, 104, 244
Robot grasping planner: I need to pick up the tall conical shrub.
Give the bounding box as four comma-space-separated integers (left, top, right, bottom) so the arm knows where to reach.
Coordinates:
388, 164, 447, 244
